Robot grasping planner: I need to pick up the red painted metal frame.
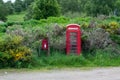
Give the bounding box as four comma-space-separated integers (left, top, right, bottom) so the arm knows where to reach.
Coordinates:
66, 24, 81, 55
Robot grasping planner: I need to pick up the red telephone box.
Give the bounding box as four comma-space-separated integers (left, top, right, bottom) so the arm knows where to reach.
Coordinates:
42, 39, 48, 50
66, 24, 81, 55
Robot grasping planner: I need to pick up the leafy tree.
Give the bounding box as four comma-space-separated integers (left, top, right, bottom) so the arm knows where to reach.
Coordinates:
57, 0, 119, 16
0, 0, 8, 21
0, 0, 3, 4
14, 0, 23, 12
5, 1, 14, 14
25, 0, 61, 20
114, 0, 120, 16
58, 0, 81, 13
22, 0, 34, 10
86, 0, 115, 16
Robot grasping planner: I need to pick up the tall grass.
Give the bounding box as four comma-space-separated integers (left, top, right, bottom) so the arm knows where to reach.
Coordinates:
30, 50, 120, 69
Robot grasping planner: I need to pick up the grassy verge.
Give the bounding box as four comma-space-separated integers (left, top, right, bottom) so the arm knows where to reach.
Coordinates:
1, 49, 120, 69
28, 50, 120, 69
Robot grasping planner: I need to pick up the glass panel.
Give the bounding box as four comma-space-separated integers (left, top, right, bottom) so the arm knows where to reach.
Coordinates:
69, 32, 77, 53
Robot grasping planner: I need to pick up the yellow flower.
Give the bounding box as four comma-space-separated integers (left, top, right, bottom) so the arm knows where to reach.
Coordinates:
15, 52, 23, 61
109, 22, 118, 28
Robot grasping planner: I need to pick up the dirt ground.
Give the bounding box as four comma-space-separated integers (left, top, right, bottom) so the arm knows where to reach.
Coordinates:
0, 67, 120, 80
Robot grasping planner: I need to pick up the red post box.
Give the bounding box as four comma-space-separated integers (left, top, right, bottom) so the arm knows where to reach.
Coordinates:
66, 24, 81, 55
42, 39, 48, 50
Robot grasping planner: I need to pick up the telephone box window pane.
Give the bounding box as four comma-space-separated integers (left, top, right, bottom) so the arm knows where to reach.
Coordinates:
70, 32, 77, 53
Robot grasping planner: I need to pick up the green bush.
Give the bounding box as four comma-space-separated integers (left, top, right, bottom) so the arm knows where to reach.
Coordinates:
0, 26, 6, 33
108, 16, 120, 22
47, 16, 70, 23
6, 21, 23, 26
110, 34, 120, 45
0, 35, 32, 68
25, 0, 61, 20
99, 21, 119, 34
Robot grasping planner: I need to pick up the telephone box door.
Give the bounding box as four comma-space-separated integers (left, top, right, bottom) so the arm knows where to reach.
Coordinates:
66, 24, 81, 55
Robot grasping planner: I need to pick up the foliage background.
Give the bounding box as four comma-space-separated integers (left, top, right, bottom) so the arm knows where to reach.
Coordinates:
0, 0, 120, 68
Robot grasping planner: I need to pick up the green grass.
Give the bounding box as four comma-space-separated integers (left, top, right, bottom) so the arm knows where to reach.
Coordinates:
29, 50, 120, 69
7, 12, 25, 22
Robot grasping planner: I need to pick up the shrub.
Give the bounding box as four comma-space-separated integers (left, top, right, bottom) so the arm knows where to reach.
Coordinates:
25, 0, 61, 20
0, 26, 6, 33
99, 21, 119, 34
82, 28, 112, 50
0, 35, 32, 68
110, 34, 120, 45
81, 22, 89, 29
116, 28, 120, 35
47, 16, 69, 23
108, 21, 119, 33
8, 46, 31, 61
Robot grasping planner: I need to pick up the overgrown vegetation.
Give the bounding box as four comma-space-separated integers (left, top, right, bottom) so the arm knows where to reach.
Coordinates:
0, 0, 120, 69
31, 50, 120, 68
0, 35, 32, 68
0, 14, 120, 68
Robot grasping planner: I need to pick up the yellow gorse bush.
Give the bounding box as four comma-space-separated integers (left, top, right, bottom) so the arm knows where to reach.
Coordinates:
0, 35, 32, 66
100, 21, 119, 34
109, 21, 119, 29
9, 46, 32, 61
107, 21, 119, 33
109, 21, 118, 26
12, 36, 23, 45
81, 23, 89, 28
